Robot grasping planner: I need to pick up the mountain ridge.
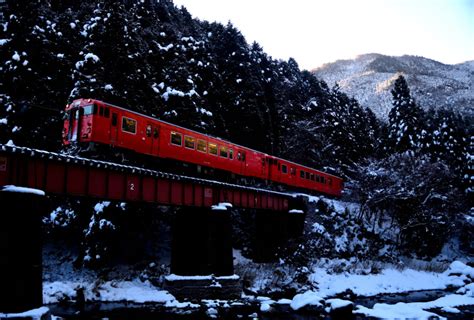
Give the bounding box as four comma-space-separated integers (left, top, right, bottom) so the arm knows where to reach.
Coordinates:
312, 54, 474, 119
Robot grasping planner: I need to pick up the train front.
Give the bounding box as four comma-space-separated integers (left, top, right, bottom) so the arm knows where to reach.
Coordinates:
62, 98, 96, 146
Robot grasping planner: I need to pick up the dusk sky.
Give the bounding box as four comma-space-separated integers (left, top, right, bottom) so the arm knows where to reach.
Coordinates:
172, 0, 474, 70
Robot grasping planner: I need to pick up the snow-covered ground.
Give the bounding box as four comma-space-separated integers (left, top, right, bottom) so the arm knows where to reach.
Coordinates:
40, 260, 474, 318
300, 261, 474, 318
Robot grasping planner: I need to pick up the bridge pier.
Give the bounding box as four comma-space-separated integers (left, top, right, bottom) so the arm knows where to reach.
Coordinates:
170, 205, 233, 276
254, 209, 288, 262
253, 205, 307, 262
287, 209, 306, 238
167, 204, 239, 299
0, 186, 45, 313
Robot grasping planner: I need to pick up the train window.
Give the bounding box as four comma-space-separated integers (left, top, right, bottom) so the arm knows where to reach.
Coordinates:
184, 136, 195, 149
154, 128, 159, 138
99, 106, 104, 116
316, 175, 320, 183
112, 113, 118, 126
197, 139, 207, 153
310, 173, 315, 181
282, 164, 287, 174
300, 170, 305, 178
242, 152, 246, 161
122, 117, 137, 134
229, 149, 234, 160
146, 125, 152, 137
237, 152, 241, 161
220, 146, 228, 158
328, 178, 332, 185
209, 143, 218, 155
321, 176, 326, 184
291, 167, 296, 175
83, 104, 97, 115
305, 172, 310, 179
104, 107, 110, 118
171, 131, 182, 146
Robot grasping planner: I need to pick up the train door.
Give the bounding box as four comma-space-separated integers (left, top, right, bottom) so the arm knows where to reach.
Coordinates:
238, 151, 247, 175
110, 112, 119, 145
265, 156, 273, 181
68, 107, 83, 142
146, 122, 160, 155
261, 156, 267, 179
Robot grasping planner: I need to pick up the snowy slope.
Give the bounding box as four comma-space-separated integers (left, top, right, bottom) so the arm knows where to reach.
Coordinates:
312, 54, 474, 119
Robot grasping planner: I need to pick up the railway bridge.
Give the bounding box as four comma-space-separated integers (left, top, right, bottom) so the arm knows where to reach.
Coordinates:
0, 144, 307, 312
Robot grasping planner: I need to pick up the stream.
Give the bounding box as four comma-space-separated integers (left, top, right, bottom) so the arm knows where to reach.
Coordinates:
47, 289, 474, 319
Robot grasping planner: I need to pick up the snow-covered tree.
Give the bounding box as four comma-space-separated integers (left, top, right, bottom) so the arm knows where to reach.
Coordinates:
464, 135, 474, 202
357, 153, 465, 257
387, 75, 424, 153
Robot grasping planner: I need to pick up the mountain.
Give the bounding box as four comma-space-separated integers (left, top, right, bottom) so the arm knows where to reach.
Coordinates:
312, 54, 474, 120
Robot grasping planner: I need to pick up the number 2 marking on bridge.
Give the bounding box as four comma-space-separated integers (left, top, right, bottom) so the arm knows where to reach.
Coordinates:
129, 182, 135, 191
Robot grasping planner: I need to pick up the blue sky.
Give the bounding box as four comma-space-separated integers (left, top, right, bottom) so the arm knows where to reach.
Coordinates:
172, 0, 474, 70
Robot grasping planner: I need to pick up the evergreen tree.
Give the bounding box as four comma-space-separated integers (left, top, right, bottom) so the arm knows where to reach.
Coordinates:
387, 75, 424, 153
464, 135, 474, 203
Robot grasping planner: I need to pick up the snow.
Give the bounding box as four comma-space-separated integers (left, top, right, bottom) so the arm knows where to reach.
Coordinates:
0, 306, 50, 319
161, 86, 198, 100
355, 302, 441, 319
276, 298, 292, 304
260, 302, 272, 312
291, 291, 323, 310
289, 261, 474, 317
44, 279, 199, 307
12, 52, 20, 61
356, 294, 474, 319
0, 39, 10, 46
94, 201, 110, 213
0, 118, 7, 125
155, 42, 173, 51
326, 298, 353, 310
446, 260, 474, 278
93, 281, 174, 304
211, 202, 233, 211
289, 209, 304, 214
309, 266, 463, 298
84, 53, 99, 62
313, 54, 474, 119
211, 203, 228, 210
1, 185, 45, 196
311, 222, 326, 234
199, 108, 213, 116
291, 192, 319, 203
104, 84, 113, 90
165, 274, 239, 281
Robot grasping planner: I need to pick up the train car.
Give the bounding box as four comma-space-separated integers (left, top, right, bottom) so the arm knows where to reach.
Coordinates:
63, 98, 343, 197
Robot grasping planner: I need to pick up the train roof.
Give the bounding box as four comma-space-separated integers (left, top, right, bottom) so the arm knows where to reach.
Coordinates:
69, 98, 342, 180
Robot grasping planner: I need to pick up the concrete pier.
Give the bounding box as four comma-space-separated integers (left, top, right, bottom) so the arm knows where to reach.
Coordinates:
0, 186, 45, 313
167, 204, 239, 299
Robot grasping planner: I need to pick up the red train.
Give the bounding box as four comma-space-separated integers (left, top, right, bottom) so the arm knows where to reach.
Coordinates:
63, 98, 343, 197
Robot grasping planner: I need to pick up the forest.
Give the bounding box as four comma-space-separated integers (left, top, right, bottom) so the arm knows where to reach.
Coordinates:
0, 0, 472, 264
